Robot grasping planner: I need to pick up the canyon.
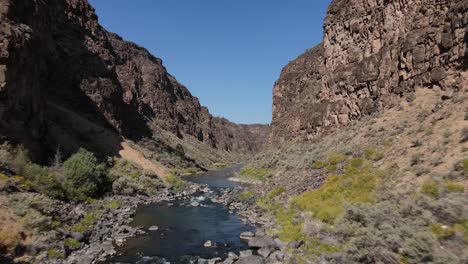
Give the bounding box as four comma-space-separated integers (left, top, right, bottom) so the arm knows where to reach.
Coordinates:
0, 0, 269, 168
0, 0, 467, 263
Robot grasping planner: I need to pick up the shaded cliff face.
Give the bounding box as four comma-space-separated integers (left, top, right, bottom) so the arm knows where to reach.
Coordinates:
0, 0, 268, 162
271, 0, 467, 143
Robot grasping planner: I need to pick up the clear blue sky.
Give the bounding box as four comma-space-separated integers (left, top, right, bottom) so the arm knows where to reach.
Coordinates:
89, 0, 331, 124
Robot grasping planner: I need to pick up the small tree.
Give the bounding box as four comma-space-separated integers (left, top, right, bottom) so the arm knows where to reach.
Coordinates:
51, 146, 63, 170
62, 148, 109, 202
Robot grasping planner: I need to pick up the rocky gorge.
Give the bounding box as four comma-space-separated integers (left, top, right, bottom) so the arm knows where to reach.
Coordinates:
0, 0, 467, 263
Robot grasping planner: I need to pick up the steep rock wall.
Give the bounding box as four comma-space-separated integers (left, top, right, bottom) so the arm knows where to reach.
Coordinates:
0, 0, 269, 161
271, 0, 467, 143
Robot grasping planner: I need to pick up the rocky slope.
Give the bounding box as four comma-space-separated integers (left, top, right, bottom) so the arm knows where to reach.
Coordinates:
271, 0, 466, 143
0, 0, 269, 165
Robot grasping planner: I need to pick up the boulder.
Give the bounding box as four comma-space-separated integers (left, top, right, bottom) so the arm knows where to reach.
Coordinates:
240, 231, 255, 240
258, 247, 271, 258
235, 255, 264, 264
248, 236, 275, 249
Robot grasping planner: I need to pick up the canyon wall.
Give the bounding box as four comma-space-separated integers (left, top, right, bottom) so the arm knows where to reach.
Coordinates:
0, 0, 269, 162
271, 0, 467, 143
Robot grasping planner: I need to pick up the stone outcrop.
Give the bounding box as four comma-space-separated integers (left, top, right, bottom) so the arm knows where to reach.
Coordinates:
0, 0, 269, 162
271, 0, 467, 143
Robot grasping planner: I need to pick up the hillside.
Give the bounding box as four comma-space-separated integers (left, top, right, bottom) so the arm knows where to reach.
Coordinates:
239, 0, 468, 263
0, 0, 269, 168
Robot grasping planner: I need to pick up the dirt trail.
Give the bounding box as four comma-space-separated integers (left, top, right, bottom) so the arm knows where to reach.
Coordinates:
119, 142, 168, 178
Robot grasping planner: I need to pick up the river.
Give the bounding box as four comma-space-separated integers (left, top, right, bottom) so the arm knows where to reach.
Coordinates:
105, 165, 254, 263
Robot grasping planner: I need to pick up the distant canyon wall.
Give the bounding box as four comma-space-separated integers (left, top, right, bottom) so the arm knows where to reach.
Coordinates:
0, 0, 269, 161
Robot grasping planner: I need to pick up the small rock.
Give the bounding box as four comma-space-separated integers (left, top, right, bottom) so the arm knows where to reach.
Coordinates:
191, 201, 200, 207
228, 252, 239, 260
208, 257, 222, 264
255, 228, 266, 237
257, 247, 271, 258
204, 240, 213, 247
198, 258, 208, 264
248, 237, 275, 249
239, 250, 253, 258
148, 225, 159, 231
239, 231, 254, 240
235, 255, 264, 264
288, 240, 303, 249
274, 238, 287, 249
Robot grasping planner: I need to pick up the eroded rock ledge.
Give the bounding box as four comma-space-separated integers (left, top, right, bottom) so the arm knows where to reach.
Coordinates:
271, 0, 467, 143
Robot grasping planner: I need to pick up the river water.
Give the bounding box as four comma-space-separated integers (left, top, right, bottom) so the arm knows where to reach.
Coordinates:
106, 165, 254, 263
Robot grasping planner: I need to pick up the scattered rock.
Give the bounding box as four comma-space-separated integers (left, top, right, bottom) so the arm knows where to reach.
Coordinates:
148, 225, 159, 231
239, 250, 253, 258
235, 255, 264, 264
191, 201, 200, 207
228, 252, 239, 260
204, 240, 213, 247
240, 231, 255, 240
257, 247, 271, 258
248, 236, 275, 249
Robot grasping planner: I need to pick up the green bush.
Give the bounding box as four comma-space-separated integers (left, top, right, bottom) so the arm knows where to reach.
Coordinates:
238, 191, 254, 202
64, 238, 81, 250
71, 212, 101, 234
421, 180, 439, 198
109, 159, 140, 180
364, 147, 384, 161
312, 160, 327, 169
240, 166, 272, 180
293, 158, 381, 223
444, 180, 464, 193
47, 248, 65, 259
429, 223, 455, 239
112, 175, 163, 195
63, 148, 110, 202
334, 199, 458, 264
22, 164, 66, 200
165, 174, 185, 191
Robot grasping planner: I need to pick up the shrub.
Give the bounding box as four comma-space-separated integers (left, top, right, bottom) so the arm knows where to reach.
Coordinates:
335, 200, 440, 264
239, 166, 272, 180
413, 166, 430, 176
410, 153, 424, 166
109, 159, 140, 180
421, 180, 439, 198
71, 212, 100, 234
238, 191, 254, 202
105, 200, 121, 210
47, 248, 65, 259
64, 238, 81, 250
312, 160, 327, 169
429, 223, 455, 239
461, 127, 468, 143
444, 180, 464, 193
63, 148, 110, 202
292, 158, 381, 223
22, 164, 66, 200
327, 152, 347, 165
165, 173, 185, 191
112, 175, 163, 195
256, 187, 286, 211
364, 147, 384, 161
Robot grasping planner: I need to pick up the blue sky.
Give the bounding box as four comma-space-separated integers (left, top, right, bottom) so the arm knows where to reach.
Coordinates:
89, 0, 331, 124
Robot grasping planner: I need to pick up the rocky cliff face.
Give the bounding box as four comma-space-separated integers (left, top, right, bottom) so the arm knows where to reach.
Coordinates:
271, 0, 467, 143
0, 0, 269, 162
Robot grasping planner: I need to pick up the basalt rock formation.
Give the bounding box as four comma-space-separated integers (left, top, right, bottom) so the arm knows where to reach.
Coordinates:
271, 0, 467, 143
0, 0, 269, 163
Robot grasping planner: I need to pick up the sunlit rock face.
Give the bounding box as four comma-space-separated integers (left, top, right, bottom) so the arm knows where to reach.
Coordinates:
271, 0, 467, 143
0, 0, 269, 161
